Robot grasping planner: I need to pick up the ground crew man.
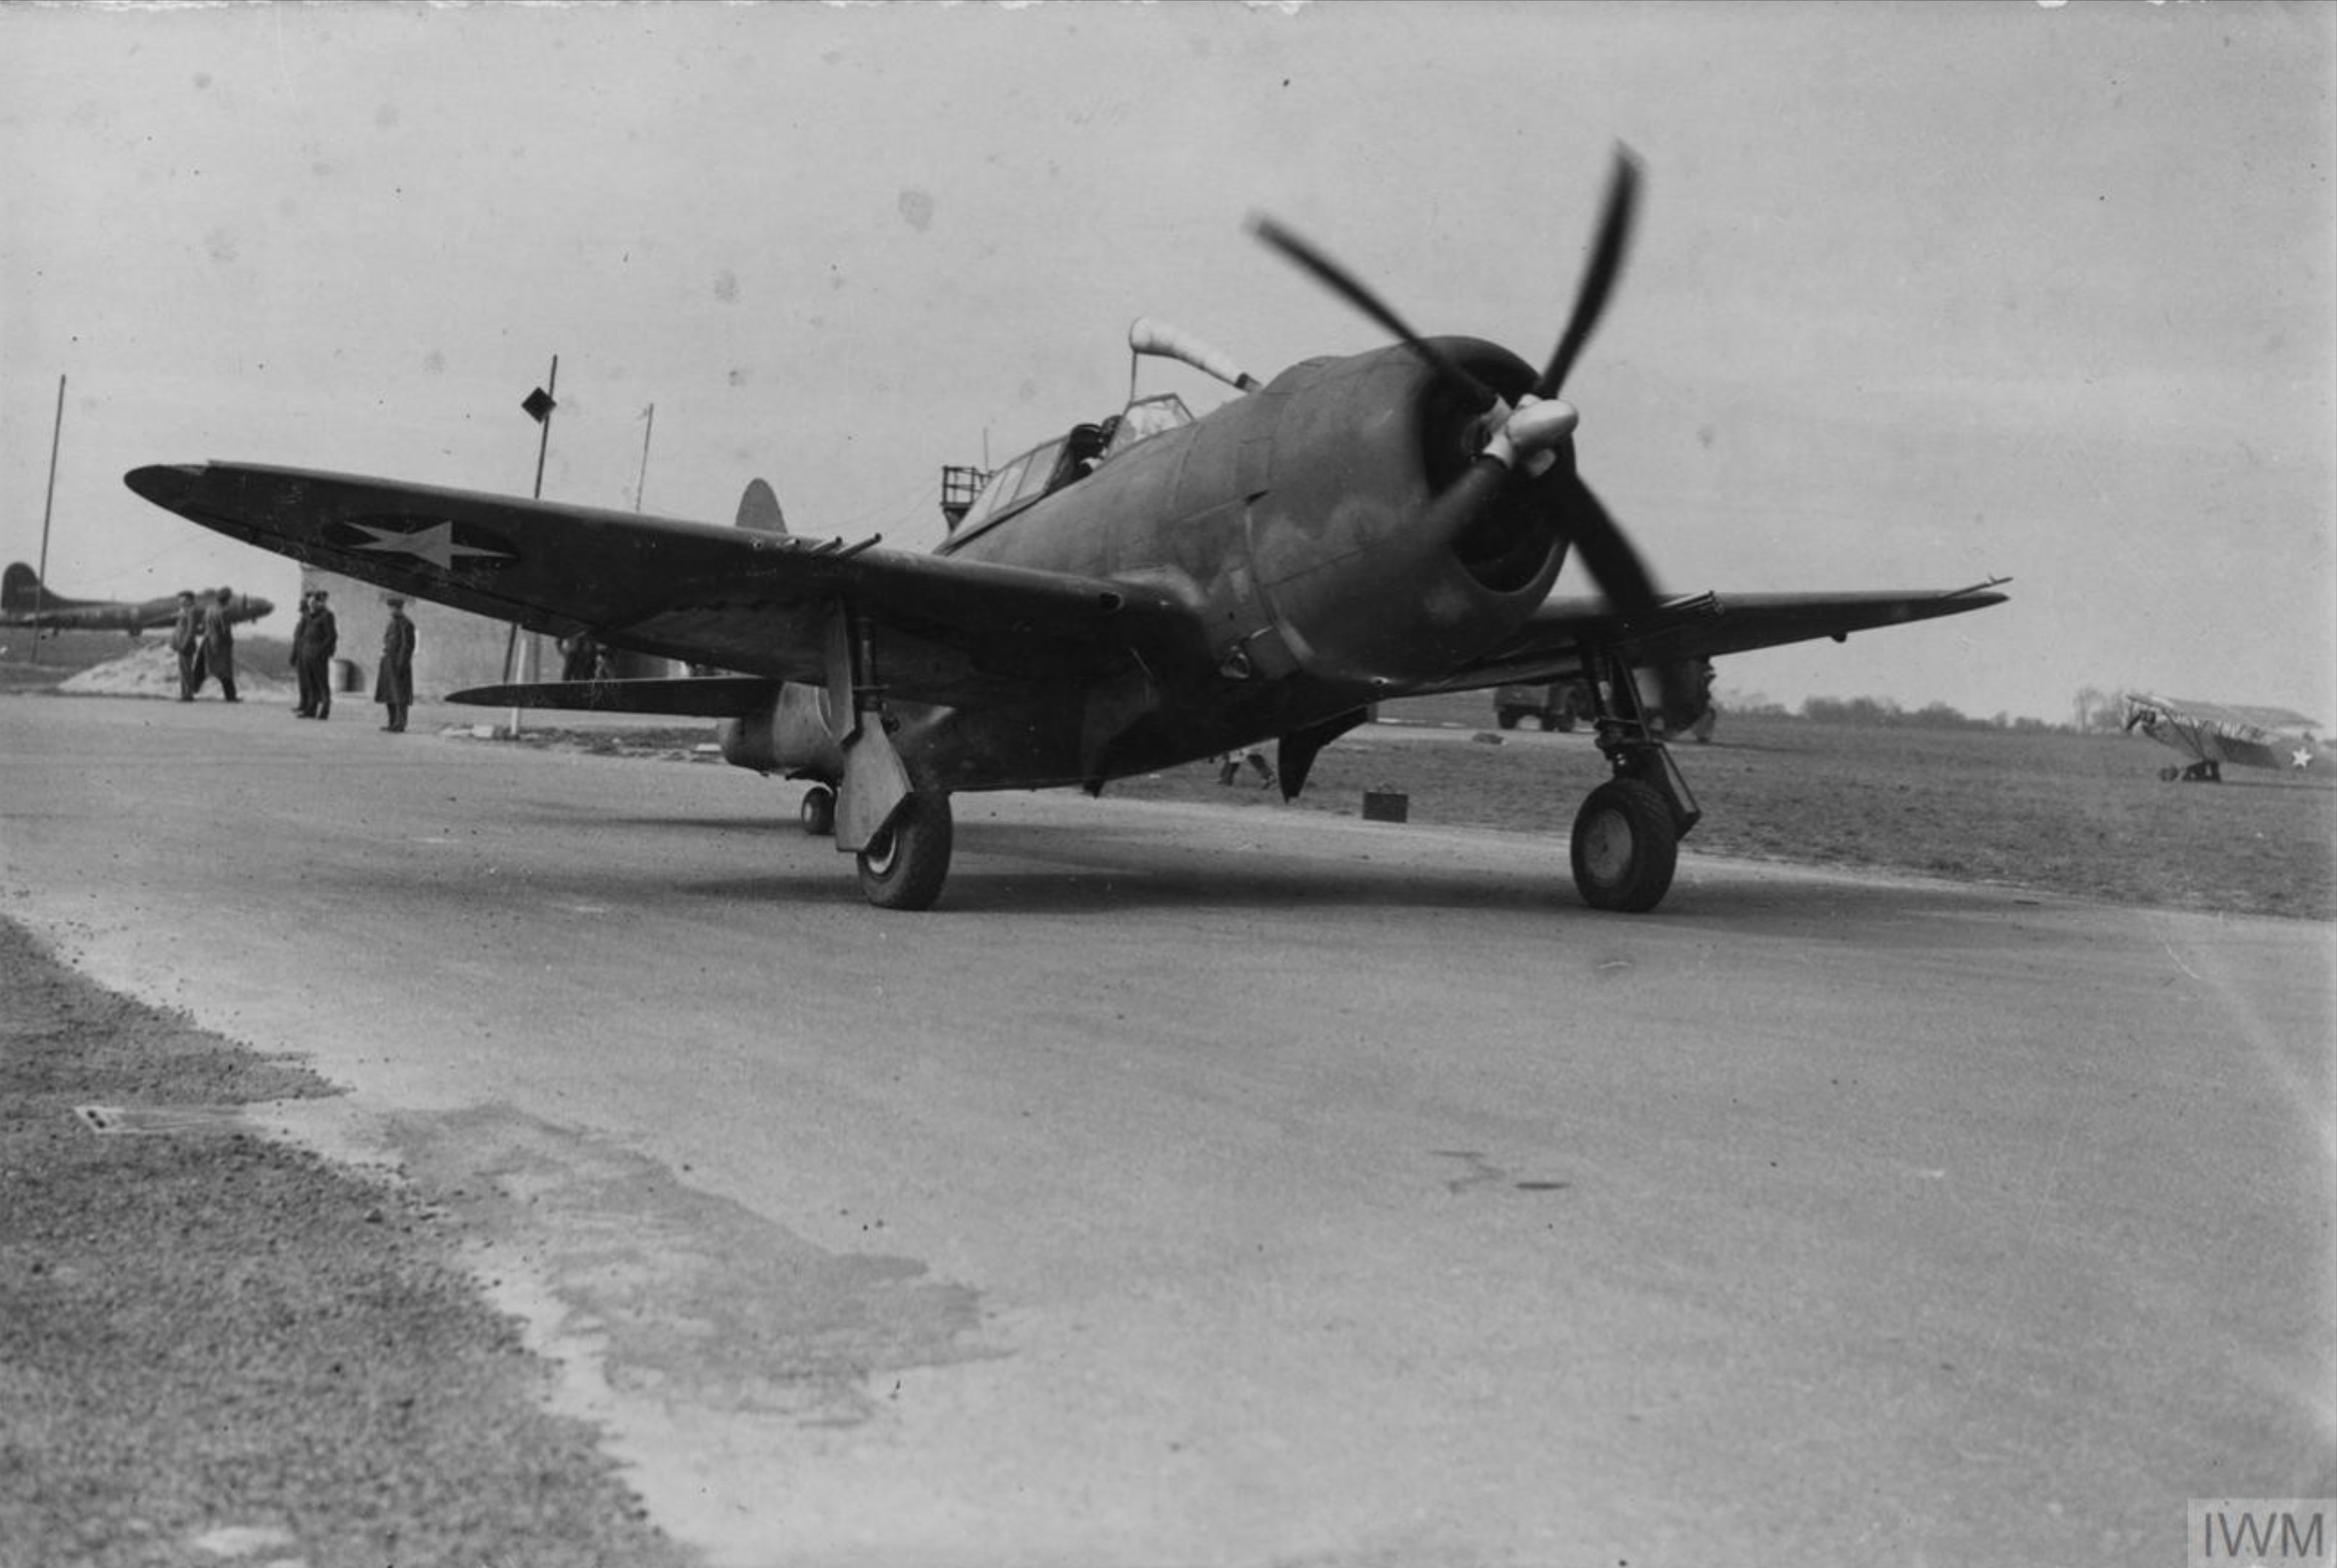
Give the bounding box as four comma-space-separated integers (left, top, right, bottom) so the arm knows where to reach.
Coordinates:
301, 590, 338, 719
375, 597, 416, 732
200, 586, 239, 703
290, 592, 315, 716
170, 590, 202, 701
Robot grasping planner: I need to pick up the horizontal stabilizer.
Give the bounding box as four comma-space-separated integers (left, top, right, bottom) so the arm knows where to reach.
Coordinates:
445, 674, 782, 717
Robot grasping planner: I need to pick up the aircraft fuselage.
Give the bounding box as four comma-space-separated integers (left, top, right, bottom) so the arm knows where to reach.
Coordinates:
731, 338, 1578, 796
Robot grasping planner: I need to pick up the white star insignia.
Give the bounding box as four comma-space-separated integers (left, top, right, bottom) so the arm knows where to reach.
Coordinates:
2292, 746, 2315, 769
347, 520, 514, 572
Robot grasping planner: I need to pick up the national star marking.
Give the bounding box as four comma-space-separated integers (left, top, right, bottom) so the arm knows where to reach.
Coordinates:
347, 520, 515, 571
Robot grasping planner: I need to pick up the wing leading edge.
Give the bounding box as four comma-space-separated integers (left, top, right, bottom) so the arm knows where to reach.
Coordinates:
124, 462, 1207, 708
1416, 579, 2011, 694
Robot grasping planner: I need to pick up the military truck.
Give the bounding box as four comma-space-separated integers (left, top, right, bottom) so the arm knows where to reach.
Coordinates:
1493, 661, 1718, 742
1493, 679, 1594, 732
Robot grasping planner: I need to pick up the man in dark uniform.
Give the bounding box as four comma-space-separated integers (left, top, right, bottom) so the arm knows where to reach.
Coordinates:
302, 590, 338, 719
200, 586, 239, 703
375, 596, 416, 732
290, 592, 315, 716
170, 590, 202, 701
559, 632, 603, 682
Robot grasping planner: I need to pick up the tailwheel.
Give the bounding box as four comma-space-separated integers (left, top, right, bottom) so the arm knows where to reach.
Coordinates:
799, 783, 836, 836
856, 791, 954, 910
1570, 777, 1679, 913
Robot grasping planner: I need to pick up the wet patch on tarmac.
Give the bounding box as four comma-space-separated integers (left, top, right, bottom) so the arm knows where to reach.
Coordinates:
382, 1103, 995, 1428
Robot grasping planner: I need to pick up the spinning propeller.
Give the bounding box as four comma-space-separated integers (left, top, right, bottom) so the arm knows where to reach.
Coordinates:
1253, 147, 1692, 722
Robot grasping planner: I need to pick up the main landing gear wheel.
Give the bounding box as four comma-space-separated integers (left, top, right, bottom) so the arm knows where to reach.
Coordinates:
856, 791, 954, 911
1570, 777, 1679, 913
799, 784, 836, 836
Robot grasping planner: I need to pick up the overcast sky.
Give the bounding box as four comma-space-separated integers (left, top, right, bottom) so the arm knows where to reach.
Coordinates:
5, 1, 2331, 724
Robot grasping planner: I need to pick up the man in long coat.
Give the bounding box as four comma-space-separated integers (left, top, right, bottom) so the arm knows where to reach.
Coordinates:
289, 592, 315, 716
301, 590, 338, 720
375, 597, 416, 732
200, 586, 239, 703
169, 590, 203, 701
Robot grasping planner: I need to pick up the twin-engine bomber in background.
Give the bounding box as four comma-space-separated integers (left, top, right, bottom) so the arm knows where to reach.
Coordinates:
126, 152, 2005, 913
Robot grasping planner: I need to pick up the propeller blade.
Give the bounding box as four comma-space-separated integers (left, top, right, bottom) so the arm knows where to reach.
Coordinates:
1557, 470, 1695, 724
1533, 147, 1642, 401
1249, 215, 1498, 410
1557, 470, 1655, 612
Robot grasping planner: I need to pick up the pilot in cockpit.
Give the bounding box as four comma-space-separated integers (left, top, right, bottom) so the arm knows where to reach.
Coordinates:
1067, 419, 1115, 481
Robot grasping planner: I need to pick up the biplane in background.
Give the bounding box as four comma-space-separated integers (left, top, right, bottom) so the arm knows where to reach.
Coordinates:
2, 563, 273, 637
126, 150, 2006, 915
2121, 693, 2330, 783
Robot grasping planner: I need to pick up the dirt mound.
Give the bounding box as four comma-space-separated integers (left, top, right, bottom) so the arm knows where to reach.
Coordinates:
57, 641, 297, 703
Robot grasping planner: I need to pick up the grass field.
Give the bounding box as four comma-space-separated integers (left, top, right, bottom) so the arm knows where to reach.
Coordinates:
1112, 693, 2337, 922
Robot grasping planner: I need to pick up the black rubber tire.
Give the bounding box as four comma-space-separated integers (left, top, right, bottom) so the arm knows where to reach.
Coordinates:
1552, 712, 1577, 734
856, 791, 953, 910
799, 784, 836, 837
1496, 709, 1522, 730
1570, 777, 1679, 913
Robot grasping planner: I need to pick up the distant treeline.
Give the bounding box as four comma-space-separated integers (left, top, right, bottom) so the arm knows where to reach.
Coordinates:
1724, 695, 2057, 732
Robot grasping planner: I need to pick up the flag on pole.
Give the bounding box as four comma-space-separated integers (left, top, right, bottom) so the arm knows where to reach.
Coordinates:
521, 387, 557, 423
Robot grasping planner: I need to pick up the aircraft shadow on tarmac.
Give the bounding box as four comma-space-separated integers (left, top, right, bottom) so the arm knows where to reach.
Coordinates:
656, 817, 2018, 924
470, 797, 2032, 922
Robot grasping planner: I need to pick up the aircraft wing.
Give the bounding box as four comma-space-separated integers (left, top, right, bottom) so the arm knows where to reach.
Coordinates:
1414, 580, 2011, 693
124, 462, 1209, 708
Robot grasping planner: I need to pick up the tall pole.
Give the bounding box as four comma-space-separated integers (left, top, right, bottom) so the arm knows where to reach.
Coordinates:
531, 354, 558, 501
507, 354, 558, 733
30, 375, 64, 666
528, 354, 557, 691
635, 403, 655, 512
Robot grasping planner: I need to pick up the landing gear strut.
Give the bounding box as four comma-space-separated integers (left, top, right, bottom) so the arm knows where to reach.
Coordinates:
1569, 652, 1701, 913
822, 603, 953, 908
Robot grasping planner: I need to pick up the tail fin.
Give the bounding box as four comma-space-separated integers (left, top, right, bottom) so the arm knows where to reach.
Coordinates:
2, 563, 40, 613
735, 479, 788, 535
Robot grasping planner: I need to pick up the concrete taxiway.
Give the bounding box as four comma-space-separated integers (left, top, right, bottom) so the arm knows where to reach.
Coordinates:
4, 695, 2331, 1566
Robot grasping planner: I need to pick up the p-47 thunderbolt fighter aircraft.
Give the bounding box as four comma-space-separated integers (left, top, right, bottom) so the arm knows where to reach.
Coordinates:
126, 153, 2004, 913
